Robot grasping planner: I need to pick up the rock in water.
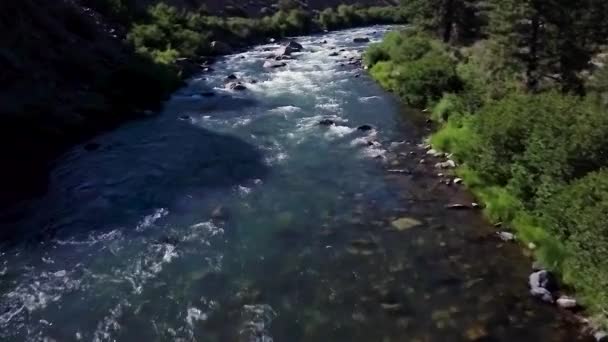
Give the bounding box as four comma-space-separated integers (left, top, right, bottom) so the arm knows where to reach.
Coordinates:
318, 119, 335, 126
226, 74, 238, 80
285, 40, 303, 51
353, 37, 371, 43
357, 124, 374, 131
391, 217, 422, 231
226, 82, 247, 91
445, 203, 470, 210
263, 60, 287, 68
595, 331, 608, 342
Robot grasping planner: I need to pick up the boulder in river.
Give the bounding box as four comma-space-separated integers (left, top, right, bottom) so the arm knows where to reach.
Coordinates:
285, 40, 303, 51
329, 52, 340, 57
318, 119, 335, 126
529, 270, 558, 302
357, 124, 374, 132
353, 37, 371, 43
263, 60, 287, 68
211, 41, 233, 55
226, 74, 238, 80
226, 82, 247, 91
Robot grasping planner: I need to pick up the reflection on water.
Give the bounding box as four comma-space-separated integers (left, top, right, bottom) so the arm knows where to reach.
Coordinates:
0, 26, 590, 341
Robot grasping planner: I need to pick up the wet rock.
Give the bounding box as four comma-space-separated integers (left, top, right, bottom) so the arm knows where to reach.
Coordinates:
329, 51, 340, 57
211, 41, 232, 55
453, 178, 463, 184
355, 74, 361, 78
426, 149, 444, 157
285, 40, 303, 51
530, 287, 554, 303
178, 115, 191, 121
529, 270, 558, 302
353, 37, 371, 43
496, 231, 516, 242
471, 202, 482, 209
391, 217, 422, 231
226, 82, 247, 91
435, 160, 457, 169
357, 124, 374, 131
556, 296, 577, 309
226, 74, 238, 80
263, 60, 287, 68
84, 142, 100, 151
318, 119, 335, 126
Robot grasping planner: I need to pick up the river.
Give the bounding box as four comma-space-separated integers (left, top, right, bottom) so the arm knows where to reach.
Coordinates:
0, 26, 590, 341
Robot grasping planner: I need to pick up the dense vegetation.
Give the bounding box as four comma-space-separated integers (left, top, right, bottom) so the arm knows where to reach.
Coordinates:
366, 0, 608, 326
123, 2, 405, 65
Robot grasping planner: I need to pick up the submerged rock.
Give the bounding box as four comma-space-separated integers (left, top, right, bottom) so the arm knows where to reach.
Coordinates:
353, 37, 371, 43
201, 91, 216, 97
329, 52, 340, 57
391, 217, 422, 231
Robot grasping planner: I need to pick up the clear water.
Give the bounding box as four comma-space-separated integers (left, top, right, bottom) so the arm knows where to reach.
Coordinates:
0, 26, 589, 341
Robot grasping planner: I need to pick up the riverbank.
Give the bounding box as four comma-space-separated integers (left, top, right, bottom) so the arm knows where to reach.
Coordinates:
364, 29, 608, 334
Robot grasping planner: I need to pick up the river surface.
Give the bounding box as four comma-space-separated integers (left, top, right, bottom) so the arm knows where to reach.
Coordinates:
0, 26, 590, 341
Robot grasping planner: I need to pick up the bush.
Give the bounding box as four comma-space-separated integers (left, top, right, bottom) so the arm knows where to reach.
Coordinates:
474, 93, 608, 205
367, 33, 461, 106
541, 170, 608, 310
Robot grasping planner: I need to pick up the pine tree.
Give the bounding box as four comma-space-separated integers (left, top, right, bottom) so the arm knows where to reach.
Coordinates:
401, 0, 485, 43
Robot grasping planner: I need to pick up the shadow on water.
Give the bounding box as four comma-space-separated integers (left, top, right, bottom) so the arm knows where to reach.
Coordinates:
0, 120, 268, 247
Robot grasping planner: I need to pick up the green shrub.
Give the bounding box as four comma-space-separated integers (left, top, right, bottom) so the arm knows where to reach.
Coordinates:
541, 170, 608, 311
474, 93, 608, 205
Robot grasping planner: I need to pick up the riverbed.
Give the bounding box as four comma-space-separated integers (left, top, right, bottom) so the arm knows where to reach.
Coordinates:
0, 26, 590, 341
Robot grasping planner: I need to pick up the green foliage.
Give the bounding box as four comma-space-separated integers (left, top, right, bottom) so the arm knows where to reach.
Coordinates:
541, 170, 608, 311
317, 5, 406, 31
367, 33, 460, 106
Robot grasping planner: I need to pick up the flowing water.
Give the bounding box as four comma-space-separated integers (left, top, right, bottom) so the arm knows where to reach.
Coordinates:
0, 26, 591, 341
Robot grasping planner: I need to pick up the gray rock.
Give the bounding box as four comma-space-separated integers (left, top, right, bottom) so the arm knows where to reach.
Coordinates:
329, 51, 340, 57
357, 124, 374, 131
353, 37, 371, 43
285, 40, 303, 51
556, 296, 577, 309
497, 231, 516, 242
226, 82, 247, 91
530, 287, 554, 303
435, 160, 457, 169
445, 203, 470, 210
318, 119, 335, 126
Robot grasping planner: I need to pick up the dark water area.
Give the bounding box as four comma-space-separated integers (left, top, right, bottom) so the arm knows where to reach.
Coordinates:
0, 26, 591, 341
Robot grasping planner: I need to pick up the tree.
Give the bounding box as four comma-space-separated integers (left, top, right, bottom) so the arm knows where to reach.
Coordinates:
401, 0, 485, 43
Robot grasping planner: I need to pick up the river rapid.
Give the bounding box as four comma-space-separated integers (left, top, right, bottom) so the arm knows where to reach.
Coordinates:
0, 26, 590, 341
